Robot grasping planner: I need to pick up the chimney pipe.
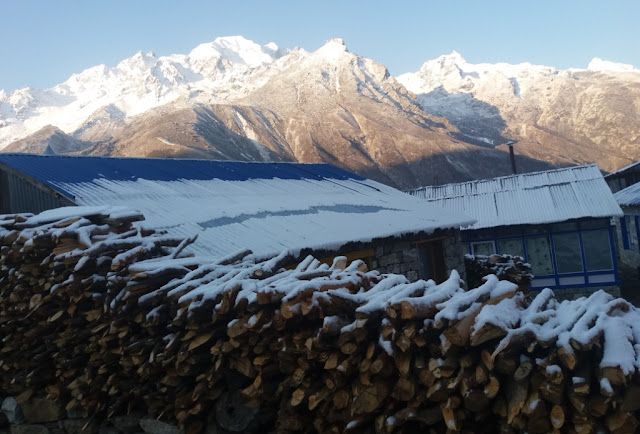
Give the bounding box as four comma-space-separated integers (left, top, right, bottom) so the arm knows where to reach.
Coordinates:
507, 141, 517, 174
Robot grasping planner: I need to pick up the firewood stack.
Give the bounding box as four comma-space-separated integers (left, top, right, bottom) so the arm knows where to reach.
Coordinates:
1, 207, 640, 434
464, 253, 533, 293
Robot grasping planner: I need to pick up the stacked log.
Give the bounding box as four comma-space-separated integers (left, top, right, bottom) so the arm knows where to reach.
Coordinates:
0, 207, 188, 414
2, 207, 640, 433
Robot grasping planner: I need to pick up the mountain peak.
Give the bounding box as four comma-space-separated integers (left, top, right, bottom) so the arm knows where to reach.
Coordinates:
439, 51, 467, 65
314, 38, 349, 61
188, 36, 278, 67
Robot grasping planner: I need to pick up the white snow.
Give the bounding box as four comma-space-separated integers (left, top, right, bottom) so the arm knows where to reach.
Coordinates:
600, 377, 613, 394
0, 36, 290, 148
378, 335, 394, 356
314, 38, 349, 63
588, 58, 639, 73
410, 165, 622, 230
397, 50, 558, 100
52, 173, 474, 261
472, 293, 523, 333
21, 205, 134, 225
615, 181, 640, 206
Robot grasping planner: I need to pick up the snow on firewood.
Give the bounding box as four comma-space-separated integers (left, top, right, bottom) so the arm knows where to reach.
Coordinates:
3, 206, 640, 433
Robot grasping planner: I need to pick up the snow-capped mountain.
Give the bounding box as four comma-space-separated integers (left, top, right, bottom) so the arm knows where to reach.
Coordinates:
397, 51, 640, 172
0, 36, 290, 147
2, 36, 639, 188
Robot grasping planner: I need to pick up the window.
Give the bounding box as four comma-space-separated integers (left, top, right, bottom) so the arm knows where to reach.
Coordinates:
582, 229, 613, 271
470, 241, 495, 256
553, 233, 583, 273
465, 223, 618, 289
525, 236, 554, 275
497, 238, 524, 257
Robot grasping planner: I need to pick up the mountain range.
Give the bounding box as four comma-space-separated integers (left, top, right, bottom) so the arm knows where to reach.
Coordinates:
1, 36, 639, 189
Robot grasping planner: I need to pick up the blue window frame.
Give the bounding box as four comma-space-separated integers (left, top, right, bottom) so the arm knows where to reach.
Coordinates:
465, 219, 619, 290
621, 214, 640, 252
636, 216, 640, 252
621, 216, 631, 250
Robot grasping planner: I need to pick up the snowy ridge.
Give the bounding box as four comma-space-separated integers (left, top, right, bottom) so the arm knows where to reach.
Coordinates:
397, 51, 559, 99
2, 36, 639, 182
588, 58, 640, 73
0, 36, 290, 147
3, 35, 636, 151
398, 51, 638, 100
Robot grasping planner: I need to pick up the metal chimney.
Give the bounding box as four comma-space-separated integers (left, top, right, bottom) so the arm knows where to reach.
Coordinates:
506, 141, 517, 174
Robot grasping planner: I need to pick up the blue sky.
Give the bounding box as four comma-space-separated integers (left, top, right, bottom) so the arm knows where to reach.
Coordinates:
1, 0, 638, 92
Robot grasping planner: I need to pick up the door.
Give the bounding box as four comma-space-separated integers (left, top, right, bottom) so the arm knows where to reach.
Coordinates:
419, 239, 447, 283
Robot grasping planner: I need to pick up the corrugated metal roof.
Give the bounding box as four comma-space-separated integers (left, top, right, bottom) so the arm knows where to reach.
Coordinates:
615, 182, 640, 206
605, 161, 640, 178
408, 165, 622, 230
0, 154, 475, 259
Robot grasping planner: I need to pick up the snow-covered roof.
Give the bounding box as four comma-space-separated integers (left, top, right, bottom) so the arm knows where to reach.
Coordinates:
0, 154, 475, 259
605, 160, 640, 178
615, 182, 640, 207
408, 164, 622, 230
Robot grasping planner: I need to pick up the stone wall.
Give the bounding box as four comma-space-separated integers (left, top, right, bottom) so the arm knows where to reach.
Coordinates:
371, 238, 420, 281
370, 229, 466, 283
302, 228, 466, 285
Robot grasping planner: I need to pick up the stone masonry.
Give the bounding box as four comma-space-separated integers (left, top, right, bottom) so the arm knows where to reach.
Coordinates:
370, 230, 466, 284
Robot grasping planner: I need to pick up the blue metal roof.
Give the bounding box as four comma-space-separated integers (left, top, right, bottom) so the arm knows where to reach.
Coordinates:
0, 154, 364, 199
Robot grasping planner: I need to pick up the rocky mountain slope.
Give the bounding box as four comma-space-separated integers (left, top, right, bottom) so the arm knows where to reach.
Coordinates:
1, 36, 638, 188
397, 52, 640, 173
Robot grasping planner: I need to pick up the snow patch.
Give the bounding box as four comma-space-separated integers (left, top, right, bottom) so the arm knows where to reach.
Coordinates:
588, 58, 639, 73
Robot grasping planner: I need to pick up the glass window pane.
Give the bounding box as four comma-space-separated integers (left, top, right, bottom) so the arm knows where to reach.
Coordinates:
471, 242, 495, 256
558, 276, 585, 285
531, 277, 556, 288
497, 238, 524, 258
553, 233, 583, 273
525, 236, 554, 275
588, 274, 615, 284
582, 229, 613, 271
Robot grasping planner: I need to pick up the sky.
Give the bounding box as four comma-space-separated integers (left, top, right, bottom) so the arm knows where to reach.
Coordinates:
1, 0, 638, 93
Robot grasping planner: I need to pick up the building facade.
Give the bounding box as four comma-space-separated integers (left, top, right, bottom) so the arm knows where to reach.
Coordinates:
409, 165, 623, 296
